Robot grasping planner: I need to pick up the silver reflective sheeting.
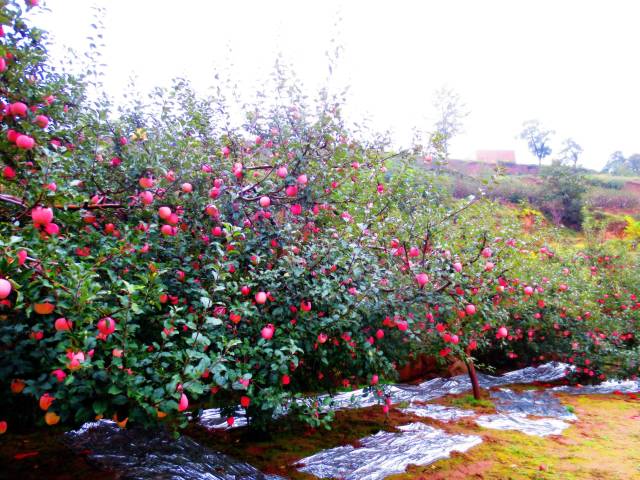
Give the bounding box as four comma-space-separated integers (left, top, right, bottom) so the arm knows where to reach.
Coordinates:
399, 403, 476, 421
200, 362, 570, 430
490, 388, 578, 421
64, 420, 271, 480
199, 407, 249, 430
475, 413, 571, 436
296, 422, 482, 480
471, 387, 577, 436
552, 379, 640, 395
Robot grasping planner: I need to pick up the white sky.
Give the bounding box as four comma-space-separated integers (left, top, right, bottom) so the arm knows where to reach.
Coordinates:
31, 0, 640, 170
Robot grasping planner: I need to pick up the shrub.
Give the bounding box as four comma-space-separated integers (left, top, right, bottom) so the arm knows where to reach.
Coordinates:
0, 1, 637, 436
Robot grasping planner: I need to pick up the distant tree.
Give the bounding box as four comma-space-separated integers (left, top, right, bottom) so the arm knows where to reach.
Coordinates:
539, 164, 587, 228
518, 120, 554, 167
557, 138, 583, 168
628, 154, 640, 174
430, 87, 468, 161
602, 151, 640, 176
602, 151, 626, 174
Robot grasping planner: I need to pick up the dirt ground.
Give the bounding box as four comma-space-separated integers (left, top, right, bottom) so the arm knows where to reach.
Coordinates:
0, 389, 638, 479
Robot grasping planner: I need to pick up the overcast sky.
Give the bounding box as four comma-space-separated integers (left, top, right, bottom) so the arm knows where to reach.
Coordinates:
31, 0, 640, 170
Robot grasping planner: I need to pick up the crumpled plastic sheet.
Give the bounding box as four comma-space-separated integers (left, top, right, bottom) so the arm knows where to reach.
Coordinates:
199, 407, 249, 430
475, 413, 571, 437
472, 387, 576, 437
490, 388, 578, 421
399, 403, 476, 422
295, 422, 482, 480
327, 362, 570, 410
552, 379, 640, 395
64, 420, 278, 480
200, 362, 570, 430
399, 387, 578, 437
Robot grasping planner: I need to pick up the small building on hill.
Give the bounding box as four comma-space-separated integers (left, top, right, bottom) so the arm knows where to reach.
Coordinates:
475, 150, 516, 164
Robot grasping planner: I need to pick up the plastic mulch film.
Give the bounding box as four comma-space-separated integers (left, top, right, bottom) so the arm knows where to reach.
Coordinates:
199, 407, 249, 430
64, 419, 277, 480
200, 362, 571, 430
295, 422, 482, 480
552, 379, 640, 395
490, 388, 578, 421
471, 387, 577, 437
399, 403, 476, 421
475, 413, 571, 436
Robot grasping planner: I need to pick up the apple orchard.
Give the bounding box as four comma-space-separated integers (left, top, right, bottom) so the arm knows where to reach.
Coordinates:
0, 0, 638, 435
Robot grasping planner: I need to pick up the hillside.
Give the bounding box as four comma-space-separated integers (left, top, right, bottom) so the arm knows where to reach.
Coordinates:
420, 159, 640, 235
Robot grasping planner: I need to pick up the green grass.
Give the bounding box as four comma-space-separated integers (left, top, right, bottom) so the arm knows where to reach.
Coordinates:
450, 394, 495, 409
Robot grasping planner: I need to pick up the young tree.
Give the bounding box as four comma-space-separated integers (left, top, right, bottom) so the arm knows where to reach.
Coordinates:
558, 138, 583, 168
430, 87, 468, 162
539, 164, 587, 228
518, 120, 554, 167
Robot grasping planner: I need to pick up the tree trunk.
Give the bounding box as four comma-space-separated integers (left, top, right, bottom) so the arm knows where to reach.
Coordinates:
465, 358, 482, 400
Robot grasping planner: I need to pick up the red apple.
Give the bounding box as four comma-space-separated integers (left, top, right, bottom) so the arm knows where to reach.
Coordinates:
158, 206, 172, 220
0, 279, 11, 299
139, 177, 154, 189
2, 166, 15, 179
285, 185, 298, 197
178, 393, 189, 412
16, 135, 35, 149
161, 224, 176, 236
415, 273, 429, 287
10, 102, 27, 116
259, 196, 271, 208
44, 223, 59, 236
35, 115, 49, 128
97, 317, 116, 335
140, 191, 154, 205
261, 323, 274, 340
54, 317, 72, 331
52, 369, 67, 382
31, 206, 53, 225
39, 393, 54, 411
